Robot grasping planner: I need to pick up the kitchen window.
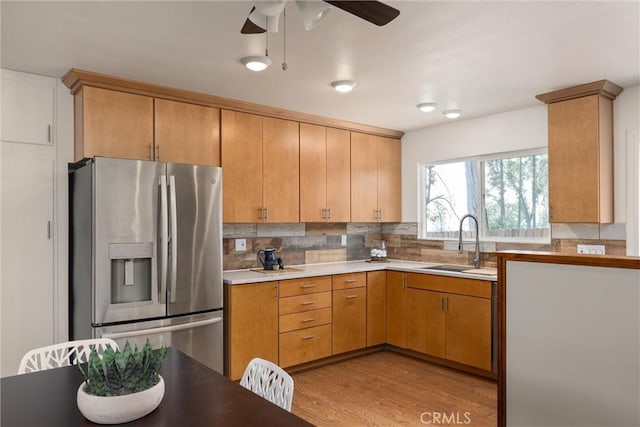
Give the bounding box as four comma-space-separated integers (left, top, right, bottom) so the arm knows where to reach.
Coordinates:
419, 150, 550, 242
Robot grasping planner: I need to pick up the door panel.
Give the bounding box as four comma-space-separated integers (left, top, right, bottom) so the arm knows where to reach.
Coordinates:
167, 162, 222, 315
94, 158, 165, 324
406, 288, 445, 358
1, 154, 54, 376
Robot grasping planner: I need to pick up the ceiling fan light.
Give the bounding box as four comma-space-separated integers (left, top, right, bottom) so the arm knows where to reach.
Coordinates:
417, 103, 437, 113
443, 109, 462, 119
331, 80, 357, 93
296, 0, 332, 31
241, 56, 272, 71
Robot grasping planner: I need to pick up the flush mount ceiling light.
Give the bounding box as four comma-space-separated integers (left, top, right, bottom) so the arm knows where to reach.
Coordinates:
331, 80, 357, 93
443, 109, 462, 119
241, 55, 272, 71
417, 103, 437, 113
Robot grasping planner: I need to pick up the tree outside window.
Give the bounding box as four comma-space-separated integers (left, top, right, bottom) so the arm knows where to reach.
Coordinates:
421, 151, 549, 242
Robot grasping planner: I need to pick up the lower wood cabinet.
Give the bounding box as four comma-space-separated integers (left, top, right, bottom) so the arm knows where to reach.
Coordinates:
366, 271, 386, 346
226, 270, 493, 378
405, 273, 492, 371
386, 271, 407, 348
279, 276, 332, 368
332, 273, 367, 355
225, 281, 279, 381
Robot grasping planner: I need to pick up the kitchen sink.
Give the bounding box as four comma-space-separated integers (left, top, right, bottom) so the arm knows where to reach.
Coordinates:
421, 264, 474, 272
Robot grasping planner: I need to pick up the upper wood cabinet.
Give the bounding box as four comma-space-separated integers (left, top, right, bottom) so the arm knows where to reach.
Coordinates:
73, 86, 220, 165
221, 110, 299, 223
154, 98, 220, 166
351, 132, 401, 222
75, 86, 153, 161
300, 124, 351, 222
536, 80, 623, 223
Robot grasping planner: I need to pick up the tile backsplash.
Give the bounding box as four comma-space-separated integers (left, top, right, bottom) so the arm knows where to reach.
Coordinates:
222, 222, 626, 270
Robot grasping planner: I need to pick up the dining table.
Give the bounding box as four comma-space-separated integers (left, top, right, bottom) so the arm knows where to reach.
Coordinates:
0, 347, 313, 426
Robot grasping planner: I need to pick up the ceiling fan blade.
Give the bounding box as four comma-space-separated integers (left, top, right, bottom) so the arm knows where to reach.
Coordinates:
324, 1, 399, 26
241, 7, 266, 34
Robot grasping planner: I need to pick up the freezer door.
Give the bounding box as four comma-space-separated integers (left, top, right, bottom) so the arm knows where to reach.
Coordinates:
166, 163, 223, 315
93, 158, 166, 324
96, 311, 224, 374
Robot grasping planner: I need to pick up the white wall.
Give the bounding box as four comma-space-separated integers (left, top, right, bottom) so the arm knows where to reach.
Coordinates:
401, 86, 640, 225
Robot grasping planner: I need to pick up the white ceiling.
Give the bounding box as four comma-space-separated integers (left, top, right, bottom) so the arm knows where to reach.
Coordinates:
1, 1, 639, 132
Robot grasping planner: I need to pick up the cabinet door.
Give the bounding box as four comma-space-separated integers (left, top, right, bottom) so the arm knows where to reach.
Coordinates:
262, 117, 300, 222
1, 71, 54, 145
1, 154, 55, 376
445, 293, 492, 371
325, 128, 351, 222
226, 282, 278, 380
406, 288, 445, 358
78, 86, 153, 161
377, 137, 401, 222
548, 95, 602, 223
350, 132, 379, 221
385, 271, 407, 348
299, 123, 327, 222
332, 287, 366, 354
221, 110, 263, 223
154, 99, 220, 166
366, 271, 386, 346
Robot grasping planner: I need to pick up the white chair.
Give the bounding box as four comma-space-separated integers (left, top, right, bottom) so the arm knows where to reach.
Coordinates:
17, 338, 119, 374
239, 357, 294, 412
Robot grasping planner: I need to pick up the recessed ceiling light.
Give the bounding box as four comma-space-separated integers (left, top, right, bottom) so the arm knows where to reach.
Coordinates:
241, 56, 272, 72
417, 103, 437, 113
331, 80, 357, 93
443, 109, 462, 119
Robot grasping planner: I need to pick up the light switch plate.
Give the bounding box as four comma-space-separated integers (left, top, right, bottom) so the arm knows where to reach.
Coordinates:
235, 238, 247, 252
577, 244, 605, 255
341, 235, 347, 246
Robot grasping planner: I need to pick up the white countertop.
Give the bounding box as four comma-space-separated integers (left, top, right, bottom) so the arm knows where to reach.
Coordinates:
223, 260, 497, 284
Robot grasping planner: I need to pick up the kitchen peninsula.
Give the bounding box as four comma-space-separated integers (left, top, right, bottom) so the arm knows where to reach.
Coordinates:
495, 251, 640, 427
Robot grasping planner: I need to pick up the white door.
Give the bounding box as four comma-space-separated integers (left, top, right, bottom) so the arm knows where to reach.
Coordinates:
1, 153, 55, 376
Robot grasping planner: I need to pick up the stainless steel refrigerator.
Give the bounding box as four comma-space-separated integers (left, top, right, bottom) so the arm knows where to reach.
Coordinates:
69, 157, 223, 373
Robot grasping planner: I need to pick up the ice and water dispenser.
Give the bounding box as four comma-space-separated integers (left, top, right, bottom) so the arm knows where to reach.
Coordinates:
109, 243, 153, 303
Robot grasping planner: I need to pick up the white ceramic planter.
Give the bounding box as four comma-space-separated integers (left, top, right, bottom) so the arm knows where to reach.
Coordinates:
77, 376, 165, 424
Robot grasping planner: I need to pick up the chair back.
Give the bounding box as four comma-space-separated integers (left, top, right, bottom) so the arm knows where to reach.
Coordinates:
18, 338, 119, 374
239, 357, 294, 411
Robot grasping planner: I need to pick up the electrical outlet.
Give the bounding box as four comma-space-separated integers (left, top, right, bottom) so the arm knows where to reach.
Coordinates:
577, 244, 605, 255
235, 238, 247, 252
341, 235, 347, 246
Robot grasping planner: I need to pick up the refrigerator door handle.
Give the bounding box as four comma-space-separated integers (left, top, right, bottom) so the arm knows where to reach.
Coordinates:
101, 317, 222, 340
168, 175, 178, 303
159, 175, 169, 304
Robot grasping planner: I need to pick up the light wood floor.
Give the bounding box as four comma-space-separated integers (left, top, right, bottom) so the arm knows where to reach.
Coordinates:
291, 351, 497, 426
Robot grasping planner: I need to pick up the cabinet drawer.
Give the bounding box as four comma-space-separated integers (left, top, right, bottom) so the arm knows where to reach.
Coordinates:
332, 272, 366, 290
279, 276, 332, 298
279, 324, 332, 368
279, 308, 332, 333
405, 273, 491, 299
279, 291, 332, 315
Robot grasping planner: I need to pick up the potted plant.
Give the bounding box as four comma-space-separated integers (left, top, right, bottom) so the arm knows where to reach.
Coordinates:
76, 340, 167, 425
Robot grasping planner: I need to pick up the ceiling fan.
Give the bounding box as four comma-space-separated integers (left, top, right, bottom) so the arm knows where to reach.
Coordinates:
241, 1, 400, 34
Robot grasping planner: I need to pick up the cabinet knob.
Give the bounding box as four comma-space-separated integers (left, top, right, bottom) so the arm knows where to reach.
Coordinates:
301, 335, 316, 340
301, 301, 315, 306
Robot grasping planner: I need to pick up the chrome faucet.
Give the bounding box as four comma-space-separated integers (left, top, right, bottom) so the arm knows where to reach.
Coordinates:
458, 214, 481, 269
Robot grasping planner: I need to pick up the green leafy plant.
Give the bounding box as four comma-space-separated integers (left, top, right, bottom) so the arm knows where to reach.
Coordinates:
78, 340, 167, 396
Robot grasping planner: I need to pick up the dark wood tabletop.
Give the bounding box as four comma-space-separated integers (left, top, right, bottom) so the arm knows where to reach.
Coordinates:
0, 347, 313, 426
